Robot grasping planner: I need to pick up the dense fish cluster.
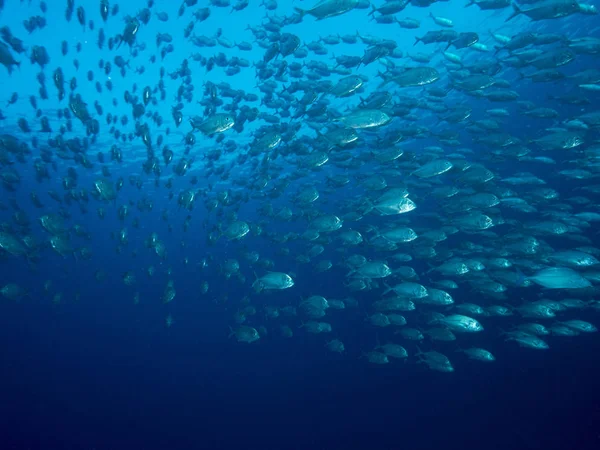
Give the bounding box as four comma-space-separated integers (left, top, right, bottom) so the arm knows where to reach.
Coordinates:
1, 0, 600, 372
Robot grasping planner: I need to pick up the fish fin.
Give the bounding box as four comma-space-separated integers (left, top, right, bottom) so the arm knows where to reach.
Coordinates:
505, 3, 521, 22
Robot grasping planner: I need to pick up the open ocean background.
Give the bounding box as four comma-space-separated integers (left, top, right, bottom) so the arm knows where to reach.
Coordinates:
1, 0, 600, 449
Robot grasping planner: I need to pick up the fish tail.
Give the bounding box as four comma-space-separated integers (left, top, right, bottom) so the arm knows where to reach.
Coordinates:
375, 333, 381, 348
505, 3, 521, 22
465, 0, 475, 7
414, 36, 421, 46
314, 128, 326, 140
515, 268, 527, 287
382, 282, 392, 296
115, 34, 124, 48
293, 7, 306, 18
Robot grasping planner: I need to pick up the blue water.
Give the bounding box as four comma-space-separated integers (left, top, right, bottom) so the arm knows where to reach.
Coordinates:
2, 298, 600, 449
1, 0, 600, 448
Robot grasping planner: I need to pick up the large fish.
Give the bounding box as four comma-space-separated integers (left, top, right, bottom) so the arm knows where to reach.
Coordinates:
380, 66, 440, 87
336, 109, 391, 128
190, 113, 235, 134
506, 0, 586, 21
528, 267, 592, 289
294, 0, 360, 20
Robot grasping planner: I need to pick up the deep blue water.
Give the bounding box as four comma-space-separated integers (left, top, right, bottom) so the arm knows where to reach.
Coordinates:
2, 296, 600, 449
1, 0, 600, 449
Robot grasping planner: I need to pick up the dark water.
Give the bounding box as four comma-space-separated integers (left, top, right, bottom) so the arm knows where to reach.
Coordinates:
2, 295, 600, 449
1, 0, 600, 449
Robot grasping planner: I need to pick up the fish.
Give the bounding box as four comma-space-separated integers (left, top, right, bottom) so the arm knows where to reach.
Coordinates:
380, 66, 440, 87
466, 0, 511, 10
294, 0, 360, 20
411, 160, 453, 178
429, 12, 453, 27
506, 0, 587, 22
229, 325, 260, 343
528, 267, 592, 289
336, 109, 391, 128
0, 0, 598, 388
0, 41, 20, 74
252, 272, 295, 292
190, 113, 235, 134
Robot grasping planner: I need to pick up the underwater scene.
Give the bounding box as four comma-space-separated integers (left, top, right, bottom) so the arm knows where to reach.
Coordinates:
1, 0, 600, 448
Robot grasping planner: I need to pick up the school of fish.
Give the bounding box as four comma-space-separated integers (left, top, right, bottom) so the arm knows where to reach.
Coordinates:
1, 0, 600, 372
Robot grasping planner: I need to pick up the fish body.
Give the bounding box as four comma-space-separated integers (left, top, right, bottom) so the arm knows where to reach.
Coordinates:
528, 267, 592, 289
0, 41, 20, 74
253, 272, 294, 292
190, 114, 235, 134
382, 66, 440, 87
337, 109, 391, 128
294, 0, 360, 20
506, 0, 584, 22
